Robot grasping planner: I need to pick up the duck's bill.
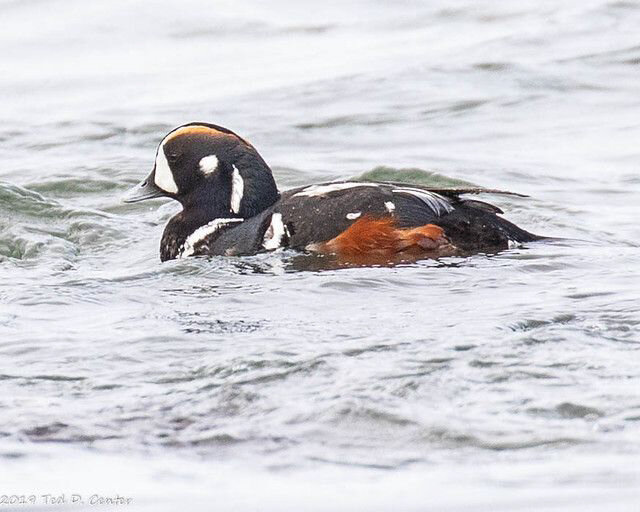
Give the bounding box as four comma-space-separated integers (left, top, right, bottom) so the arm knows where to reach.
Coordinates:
123, 176, 165, 203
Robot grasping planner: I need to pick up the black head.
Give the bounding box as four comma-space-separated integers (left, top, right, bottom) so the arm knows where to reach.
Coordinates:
124, 122, 280, 219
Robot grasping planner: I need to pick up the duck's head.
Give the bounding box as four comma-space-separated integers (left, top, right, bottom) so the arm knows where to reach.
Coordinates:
124, 122, 279, 218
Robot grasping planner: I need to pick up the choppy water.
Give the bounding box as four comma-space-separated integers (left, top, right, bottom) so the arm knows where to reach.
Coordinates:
1, 1, 639, 510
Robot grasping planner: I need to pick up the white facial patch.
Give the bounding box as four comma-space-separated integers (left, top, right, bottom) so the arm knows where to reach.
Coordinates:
199, 155, 219, 175
392, 187, 453, 216
230, 166, 244, 214
346, 212, 362, 220
384, 201, 395, 212
262, 213, 289, 250
293, 182, 380, 198
179, 218, 244, 258
154, 145, 178, 194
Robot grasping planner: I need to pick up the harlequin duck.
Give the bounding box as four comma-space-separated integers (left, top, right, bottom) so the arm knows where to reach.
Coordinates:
124, 122, 541, 263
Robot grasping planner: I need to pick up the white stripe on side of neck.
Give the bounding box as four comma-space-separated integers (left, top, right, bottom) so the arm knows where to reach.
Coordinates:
230, 166, 244, 214
179, 218, 243, 258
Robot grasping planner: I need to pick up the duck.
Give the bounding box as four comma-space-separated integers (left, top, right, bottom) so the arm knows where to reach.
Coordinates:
124, 122, 541, 263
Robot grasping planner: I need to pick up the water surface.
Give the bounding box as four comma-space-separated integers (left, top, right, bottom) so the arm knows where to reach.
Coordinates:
1, 1, 639, 510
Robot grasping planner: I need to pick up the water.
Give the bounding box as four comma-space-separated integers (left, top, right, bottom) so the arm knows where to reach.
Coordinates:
1, 0, 639, 510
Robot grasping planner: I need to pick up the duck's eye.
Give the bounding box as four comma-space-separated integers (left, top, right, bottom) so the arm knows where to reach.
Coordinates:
166, 152, 182, 164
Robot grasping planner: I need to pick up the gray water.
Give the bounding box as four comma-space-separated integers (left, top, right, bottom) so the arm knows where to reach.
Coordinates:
1, 1, 639, 510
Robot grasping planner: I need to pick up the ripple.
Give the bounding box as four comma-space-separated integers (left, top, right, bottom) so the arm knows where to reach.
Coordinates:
22, 422, 119, 443
0, 181, 64, 217
2, 1, 640, 508
509, 313, 577, 332
295, 113, 397, 130
29, 176, 123, 196
527, 402, 604, 420
0, 374, 87, 382
354, 166, 476, 187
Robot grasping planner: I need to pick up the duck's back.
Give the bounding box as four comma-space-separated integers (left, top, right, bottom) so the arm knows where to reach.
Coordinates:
207, 182, 540, 261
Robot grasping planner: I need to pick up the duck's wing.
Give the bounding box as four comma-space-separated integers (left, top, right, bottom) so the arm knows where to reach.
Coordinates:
210, 182, 537, 257
276, 182, 455, 249
282, 180, 530, 224
356, 181, 529, 198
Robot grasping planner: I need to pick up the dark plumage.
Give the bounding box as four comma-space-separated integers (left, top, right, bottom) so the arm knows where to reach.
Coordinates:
124, 122, 541, 263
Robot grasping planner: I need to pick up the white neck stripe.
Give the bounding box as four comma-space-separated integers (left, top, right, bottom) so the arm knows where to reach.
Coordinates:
179, 218, 243, 258
230, 166, 244, 214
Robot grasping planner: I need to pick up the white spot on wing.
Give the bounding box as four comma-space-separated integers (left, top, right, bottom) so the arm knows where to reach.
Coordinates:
293, 182, 380, 197
179, 218, 243, 258
305, 242, 321, 252
230, 166, 244, 214
262, 213, 288, 250
199, 154, 219, 175
346, 212, 362, 220
392, 187, 453, 216
154, 145, 178, 194
508, 240, 521, 249
384, 201, 395, 212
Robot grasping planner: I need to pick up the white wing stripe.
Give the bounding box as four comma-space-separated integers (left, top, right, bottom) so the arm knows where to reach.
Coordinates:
293, 182, 381, 197
392, 187, 453, 216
